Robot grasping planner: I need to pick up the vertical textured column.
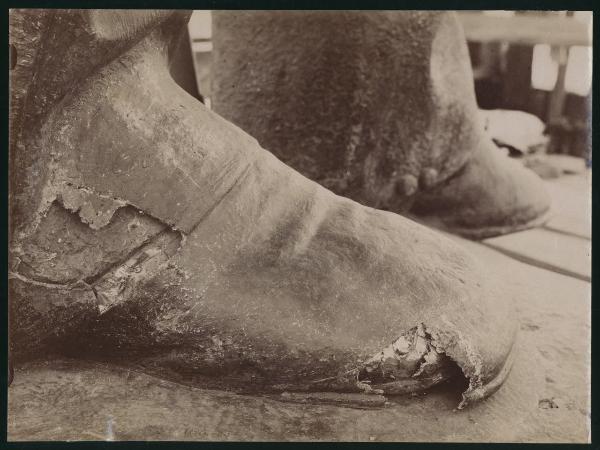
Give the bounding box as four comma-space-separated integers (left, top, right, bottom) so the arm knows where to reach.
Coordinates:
212, 11, 550, 237
212, 11, 480, 211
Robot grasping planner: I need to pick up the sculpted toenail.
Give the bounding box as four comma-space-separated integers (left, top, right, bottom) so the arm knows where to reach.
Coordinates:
353, 322, 505, 409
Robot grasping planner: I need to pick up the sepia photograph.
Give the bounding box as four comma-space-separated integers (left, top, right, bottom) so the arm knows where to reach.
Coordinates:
7, 8, 592, 442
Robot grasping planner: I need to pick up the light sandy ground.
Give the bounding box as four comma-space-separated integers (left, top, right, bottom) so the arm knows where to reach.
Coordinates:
7, 233, 590, 442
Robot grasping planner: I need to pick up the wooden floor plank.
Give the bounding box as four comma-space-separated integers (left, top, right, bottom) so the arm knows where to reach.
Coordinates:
458, 12, 592, 46
483, 228, 590, 282
543, 173, 591, 240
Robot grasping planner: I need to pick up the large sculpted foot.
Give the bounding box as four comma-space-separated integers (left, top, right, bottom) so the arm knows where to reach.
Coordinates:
10, 10, 516, 408
211, 11, 551, 239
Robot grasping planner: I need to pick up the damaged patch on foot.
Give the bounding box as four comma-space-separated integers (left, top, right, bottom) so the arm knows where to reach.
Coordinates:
312, 322, 515, 409
306, 324, 461, 401
357, 324, 460, 397
90, 229, 183, 313
361, 323, 516, 409
56, 183, 127, 230
13, 184, 185, 316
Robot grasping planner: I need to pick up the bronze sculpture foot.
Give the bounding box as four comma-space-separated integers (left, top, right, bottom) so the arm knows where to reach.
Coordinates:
211, 11, 551, 239
10, 10, 517, 408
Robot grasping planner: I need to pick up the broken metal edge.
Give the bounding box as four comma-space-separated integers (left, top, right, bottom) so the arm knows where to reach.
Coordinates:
345, 322, 517, 410
457, 331, 518, 410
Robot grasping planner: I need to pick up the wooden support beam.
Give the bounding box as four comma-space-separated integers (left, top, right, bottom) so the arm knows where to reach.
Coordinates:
458, 12, 592, 46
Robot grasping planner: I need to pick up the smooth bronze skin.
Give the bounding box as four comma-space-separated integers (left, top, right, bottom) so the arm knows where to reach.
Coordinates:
10, 10, 516, 408
211, 11, 551, 239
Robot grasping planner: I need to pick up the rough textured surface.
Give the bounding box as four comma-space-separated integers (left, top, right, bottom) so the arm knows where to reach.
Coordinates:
7, 235, 590, 442
10, 10, 518, 405
15, 202, 166, 284
211, 11, 551, 238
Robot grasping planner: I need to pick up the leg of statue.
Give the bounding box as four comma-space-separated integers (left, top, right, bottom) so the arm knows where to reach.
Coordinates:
9, 9, 516, 408
211, 11, 551, 239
